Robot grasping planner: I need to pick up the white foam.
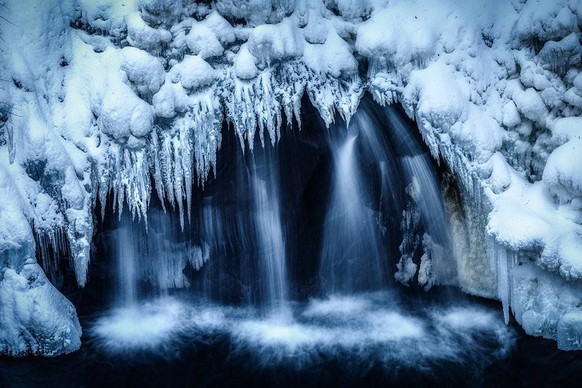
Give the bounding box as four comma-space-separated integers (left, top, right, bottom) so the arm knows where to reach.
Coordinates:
302, 294, 372, 318
435, 307, 496, 330
93, 298, 186, 350
236, 319, 324, 349
91, 293, 515, 367
366, 311, 424, 341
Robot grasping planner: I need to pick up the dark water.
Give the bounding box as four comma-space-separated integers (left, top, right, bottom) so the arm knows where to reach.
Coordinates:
1, 288, 581, 388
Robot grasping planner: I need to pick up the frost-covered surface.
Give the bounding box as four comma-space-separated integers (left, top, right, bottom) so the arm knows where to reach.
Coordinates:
0, 150, 81, 356
1, 0, 582, 355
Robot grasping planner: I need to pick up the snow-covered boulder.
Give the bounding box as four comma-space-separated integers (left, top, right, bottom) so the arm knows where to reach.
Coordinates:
98, 82, 154, 139
126, 11, 171, 52
234, 44, 258, 80
0, 264, 82, 357
0, 160, 81, 357
170, 55, 216, 91
557, 310, 582, 350
543, 139, 582, 204
120, 47, 165, 97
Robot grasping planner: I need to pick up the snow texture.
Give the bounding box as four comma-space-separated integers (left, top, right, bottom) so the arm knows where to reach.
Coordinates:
1, 0, 582, 355
0, 150, 81, 356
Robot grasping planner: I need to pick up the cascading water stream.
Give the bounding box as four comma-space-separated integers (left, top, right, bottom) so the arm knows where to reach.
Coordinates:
320, 126, 388, 294
115, 216, 138, 308
250, 150, 290, 315
401, 155, 451, 251
319, 102, 454, 294
383, 107, 455, 286
385, 108, 452, 252
108, 207, 209, 311
95, 209, 209, 350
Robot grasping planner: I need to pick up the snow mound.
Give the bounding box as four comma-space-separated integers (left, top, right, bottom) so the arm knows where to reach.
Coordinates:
543, 139, 582, 203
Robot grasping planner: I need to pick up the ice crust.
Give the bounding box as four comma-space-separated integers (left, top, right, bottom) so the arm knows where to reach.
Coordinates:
1, 0, 582, 355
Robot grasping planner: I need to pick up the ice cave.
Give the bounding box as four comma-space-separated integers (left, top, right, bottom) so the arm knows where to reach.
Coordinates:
1, 0, 582, 386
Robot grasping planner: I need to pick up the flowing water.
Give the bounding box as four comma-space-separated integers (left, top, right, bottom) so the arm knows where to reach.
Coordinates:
319, 131, 387, 293
250, 152, 289, 315
115, 216, 138, 308
92, 100, 463, 360
6, 99, 581, 387
385, 106, 452, 257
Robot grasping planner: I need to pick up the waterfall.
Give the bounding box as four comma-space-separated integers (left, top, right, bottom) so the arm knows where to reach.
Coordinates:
250, 150, 289, 314
105, 100, 451, 316
401, 154, 450, 246
86, 98, 518, 372
385, 107, 451, 250
319, 123, 388, 294
110, 208, 208, 308
116, 215, 138, 308
319, 102, 453, 293
385, 107, 455, 287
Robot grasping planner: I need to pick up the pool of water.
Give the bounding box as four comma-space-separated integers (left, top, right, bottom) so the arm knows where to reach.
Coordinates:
2, 288, 581, 387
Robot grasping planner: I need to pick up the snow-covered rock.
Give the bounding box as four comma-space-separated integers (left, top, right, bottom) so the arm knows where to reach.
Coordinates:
126, 11, 172, 52
99, 82, 154, 139
234, 44, 258, 80
558, 310, 582, 350
543, 139, 582, 203
120, 47, 165, 97
170, 55, 216, 91
0, 154, 81, 356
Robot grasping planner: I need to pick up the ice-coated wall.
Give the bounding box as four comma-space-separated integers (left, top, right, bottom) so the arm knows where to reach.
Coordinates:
1, 0, 582, 355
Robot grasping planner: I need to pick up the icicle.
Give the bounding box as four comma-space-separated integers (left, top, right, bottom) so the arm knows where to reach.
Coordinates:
226, 62, 304, 153
34, 226, 68, 286
161, 133, 176, 210
181, 130, 193, 224
188, 243, 209, 271
487, 235, 514, 324
498, 247, 510, 324
172, 135, 185, 229
150, 130, 167, 212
